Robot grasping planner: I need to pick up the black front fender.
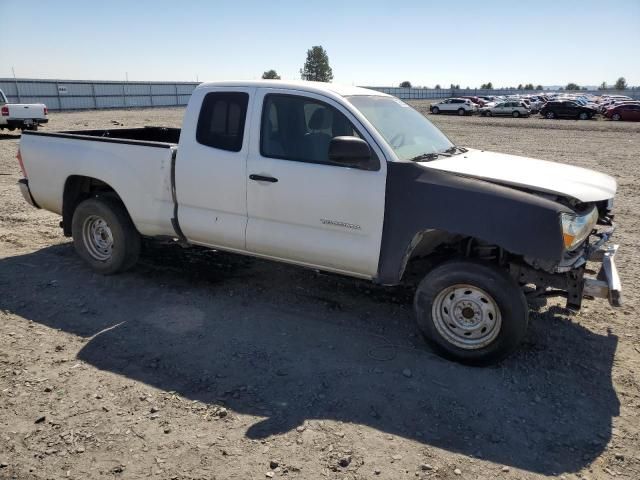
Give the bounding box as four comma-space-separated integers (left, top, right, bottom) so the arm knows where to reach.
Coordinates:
376, 162, 569, 285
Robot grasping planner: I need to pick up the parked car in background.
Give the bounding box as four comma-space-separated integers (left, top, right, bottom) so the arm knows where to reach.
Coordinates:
0, 89, 48, 132
460, 96, 486, 107
430, 98, 477, 115
480, 101, 530, 117
523, 97, 543, 113
604, 104, 640, 121
540, 100, 597, 120
599, 100, 640, 114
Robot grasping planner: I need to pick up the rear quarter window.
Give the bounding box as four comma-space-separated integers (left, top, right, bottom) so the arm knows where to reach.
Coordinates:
196, 92, 249, 152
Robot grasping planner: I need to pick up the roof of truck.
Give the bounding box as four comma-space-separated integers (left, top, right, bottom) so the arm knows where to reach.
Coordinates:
196, 80, 389, 98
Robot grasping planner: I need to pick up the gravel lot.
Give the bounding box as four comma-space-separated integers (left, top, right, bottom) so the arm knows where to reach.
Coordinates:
1, 105, 639, 479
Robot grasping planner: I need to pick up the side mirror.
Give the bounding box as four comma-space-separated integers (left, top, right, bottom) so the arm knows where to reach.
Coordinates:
328, 136, 371, 168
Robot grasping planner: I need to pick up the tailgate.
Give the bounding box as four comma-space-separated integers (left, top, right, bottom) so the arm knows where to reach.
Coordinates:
7, 104, 46, 120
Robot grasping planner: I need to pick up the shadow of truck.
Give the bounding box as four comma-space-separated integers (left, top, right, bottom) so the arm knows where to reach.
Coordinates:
0, 241, 619, 475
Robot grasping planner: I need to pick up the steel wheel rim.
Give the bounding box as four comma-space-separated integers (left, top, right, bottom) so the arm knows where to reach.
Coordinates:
612, 114, 620, 121
82, 215, 114, 261
432, 284, 502, 350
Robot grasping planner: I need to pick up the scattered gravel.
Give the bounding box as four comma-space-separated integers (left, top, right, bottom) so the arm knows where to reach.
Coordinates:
0, 106, 638, 479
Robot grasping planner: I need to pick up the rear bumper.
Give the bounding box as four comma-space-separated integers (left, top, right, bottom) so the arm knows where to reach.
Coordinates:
18, 178, 40, 208
4, 118, 48, 128
583, 243, 622, 307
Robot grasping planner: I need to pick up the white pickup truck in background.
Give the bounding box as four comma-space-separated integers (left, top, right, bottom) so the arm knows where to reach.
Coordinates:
16, 80, 622, 365
0, 89, 48, 131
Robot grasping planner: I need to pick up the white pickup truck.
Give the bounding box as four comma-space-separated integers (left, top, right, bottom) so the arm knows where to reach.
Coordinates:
17, 80, 622, 365
0, 89, 48, 131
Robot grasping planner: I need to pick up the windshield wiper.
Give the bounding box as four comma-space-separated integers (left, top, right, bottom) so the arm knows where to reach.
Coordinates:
444, 145, 468, 155
408, 152, 450, 162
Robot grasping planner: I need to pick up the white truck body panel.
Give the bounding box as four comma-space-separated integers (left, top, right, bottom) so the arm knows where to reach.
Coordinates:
20, 134, 176, 236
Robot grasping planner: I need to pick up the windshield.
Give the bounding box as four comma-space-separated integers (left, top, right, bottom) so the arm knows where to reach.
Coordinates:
346, 95, 454, 161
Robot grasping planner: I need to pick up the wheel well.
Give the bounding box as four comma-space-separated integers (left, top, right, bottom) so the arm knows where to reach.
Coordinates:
62, 176, 124, 236
401, 231, 508, 285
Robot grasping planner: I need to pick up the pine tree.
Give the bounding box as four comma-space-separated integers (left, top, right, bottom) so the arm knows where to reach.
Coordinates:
300, 46, 333, 82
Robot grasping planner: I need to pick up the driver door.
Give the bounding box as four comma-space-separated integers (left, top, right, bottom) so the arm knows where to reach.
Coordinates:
245, 89, 387, 278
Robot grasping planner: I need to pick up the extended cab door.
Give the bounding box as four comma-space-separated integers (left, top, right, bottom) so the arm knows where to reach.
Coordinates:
244, 89, 387, 278
175, 87, 254, 250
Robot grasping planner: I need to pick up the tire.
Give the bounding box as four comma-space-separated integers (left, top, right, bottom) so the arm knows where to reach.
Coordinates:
545, 111, 556, 119
457, 108, 466, 116
431, 106, 440, 114
414, 260, 528, 366
578, 112, 589, 120
512, 111, 520, 118
485, 110, 492, 117
612, 113, 621, 121
71, 196, 141, 275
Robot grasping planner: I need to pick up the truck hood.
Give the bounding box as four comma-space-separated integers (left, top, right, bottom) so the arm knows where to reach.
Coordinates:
420, 149, 617, 202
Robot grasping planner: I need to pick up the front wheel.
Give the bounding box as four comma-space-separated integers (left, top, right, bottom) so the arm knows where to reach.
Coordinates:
72, 196, 141, 274
431, 106, 440, 114
414, 260, 528, 366
578, 112, 589, 120
612, 113, 621, 121
545, 111, 556, 119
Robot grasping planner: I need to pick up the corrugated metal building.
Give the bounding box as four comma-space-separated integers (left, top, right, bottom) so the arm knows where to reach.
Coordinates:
0, 78, 198, 110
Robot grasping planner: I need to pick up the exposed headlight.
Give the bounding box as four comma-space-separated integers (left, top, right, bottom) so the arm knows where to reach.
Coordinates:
561, 207, 598, 250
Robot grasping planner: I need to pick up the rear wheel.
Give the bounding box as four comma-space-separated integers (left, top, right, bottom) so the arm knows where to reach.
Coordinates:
71, 196, 141, 274
612, 113, 621, 121
457, 108, 466, 116
414, 260, 528, 365
512, 111, 520, 118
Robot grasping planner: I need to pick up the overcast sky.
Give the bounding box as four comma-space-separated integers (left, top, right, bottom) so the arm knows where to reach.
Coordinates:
1, 0, 638, 87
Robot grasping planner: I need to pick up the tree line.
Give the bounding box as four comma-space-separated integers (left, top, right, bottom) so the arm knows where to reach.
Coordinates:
261, 47, 631, 92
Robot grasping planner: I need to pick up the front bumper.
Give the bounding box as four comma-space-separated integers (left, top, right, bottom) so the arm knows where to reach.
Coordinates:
583, 243, 622, 307
18, 178, 40, 208
511, 227, 622, 309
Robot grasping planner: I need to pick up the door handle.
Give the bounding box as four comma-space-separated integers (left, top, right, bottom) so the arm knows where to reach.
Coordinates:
249, 174, 278, 183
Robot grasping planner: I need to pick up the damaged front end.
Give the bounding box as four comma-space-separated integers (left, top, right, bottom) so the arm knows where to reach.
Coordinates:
509, 205, 622, 310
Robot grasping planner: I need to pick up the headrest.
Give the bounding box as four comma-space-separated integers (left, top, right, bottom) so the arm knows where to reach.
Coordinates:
309, 108, 330, 130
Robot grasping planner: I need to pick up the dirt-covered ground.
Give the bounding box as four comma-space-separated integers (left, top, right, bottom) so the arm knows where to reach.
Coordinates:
1, 105, 639, 479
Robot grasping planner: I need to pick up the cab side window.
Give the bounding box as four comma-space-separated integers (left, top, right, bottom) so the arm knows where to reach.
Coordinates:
260, 94, 369, 167
196, 92, 249, 152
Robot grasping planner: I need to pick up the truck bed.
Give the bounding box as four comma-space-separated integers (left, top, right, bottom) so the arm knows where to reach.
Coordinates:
28, 126, 181, 146
19, 126, 180, 238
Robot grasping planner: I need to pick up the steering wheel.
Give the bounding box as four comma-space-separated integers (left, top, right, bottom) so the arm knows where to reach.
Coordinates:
389, 133, 405, 148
